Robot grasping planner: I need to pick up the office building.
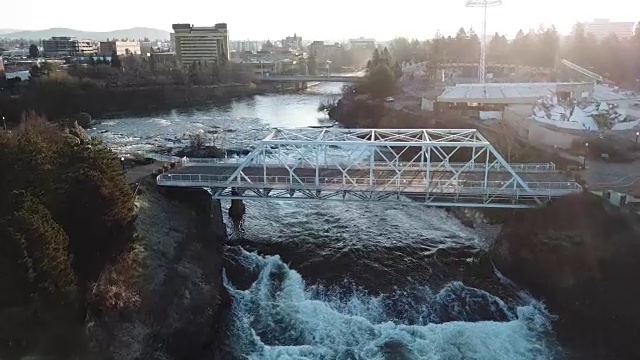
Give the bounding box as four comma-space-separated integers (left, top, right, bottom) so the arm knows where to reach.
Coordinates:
42, 37, 95, 57
308, 41, 342, 62
230, 40, 264, 54
99, 41, 141, 56
584, 19, 636, 41
171, 23, 229, 66
348, 37, 376, 50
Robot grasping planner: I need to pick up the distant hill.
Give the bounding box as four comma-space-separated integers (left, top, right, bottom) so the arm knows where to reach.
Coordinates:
0, 29, 20, 35
0, 27, 171, 41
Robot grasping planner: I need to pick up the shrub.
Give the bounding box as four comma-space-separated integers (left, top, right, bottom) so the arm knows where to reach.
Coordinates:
0, 113, 136, 358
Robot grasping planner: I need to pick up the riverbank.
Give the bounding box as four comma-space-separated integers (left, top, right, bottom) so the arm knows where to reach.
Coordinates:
492, 193, 640, 359
0, 81, 278, 124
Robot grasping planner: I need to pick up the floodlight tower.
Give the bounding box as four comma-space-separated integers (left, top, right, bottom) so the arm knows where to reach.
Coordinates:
465, 0, 503, 84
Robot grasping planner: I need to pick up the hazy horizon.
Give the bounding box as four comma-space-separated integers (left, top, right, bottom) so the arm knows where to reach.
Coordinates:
4, 0, 639, 41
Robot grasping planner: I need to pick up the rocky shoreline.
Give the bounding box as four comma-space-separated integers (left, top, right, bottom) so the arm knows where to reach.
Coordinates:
330, 94, 640, 359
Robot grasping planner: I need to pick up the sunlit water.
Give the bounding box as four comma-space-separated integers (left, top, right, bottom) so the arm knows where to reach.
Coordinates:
90, 83, 563, 359
89, 82, 342, 156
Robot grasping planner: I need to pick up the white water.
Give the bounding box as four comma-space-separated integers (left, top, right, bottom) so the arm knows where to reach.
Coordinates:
224, 250, 559, 360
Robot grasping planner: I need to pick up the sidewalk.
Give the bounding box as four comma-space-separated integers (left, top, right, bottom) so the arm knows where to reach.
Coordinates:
125, 162, 167, 184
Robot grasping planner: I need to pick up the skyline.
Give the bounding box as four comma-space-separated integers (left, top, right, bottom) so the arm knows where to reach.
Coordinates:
2, 0, 639, 41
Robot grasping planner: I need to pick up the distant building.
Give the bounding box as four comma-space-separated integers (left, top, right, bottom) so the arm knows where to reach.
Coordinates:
584, 19, 636, 41
171, 23, 229, 66
149, 52, 176, 66
42, 37, 95, 57
99, 41, 141, 56
230, 40, 264, 55
281, 33, 302, 50
348, 37, 376, 50
308, 41, 342, 62
140, 42, 154, 56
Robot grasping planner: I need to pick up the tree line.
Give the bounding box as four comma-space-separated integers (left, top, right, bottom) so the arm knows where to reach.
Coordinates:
388, 22, 640, 87
0, 52, 257, 123
0, 113, 137, 359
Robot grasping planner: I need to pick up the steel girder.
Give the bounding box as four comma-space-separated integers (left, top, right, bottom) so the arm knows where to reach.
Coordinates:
156, 128, 583, 207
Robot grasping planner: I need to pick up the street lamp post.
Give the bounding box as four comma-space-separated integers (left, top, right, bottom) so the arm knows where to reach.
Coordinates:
1, 116, 5, 131
584, 142, 589, 169
635, 131, 639, 148
120, 157, 125, 173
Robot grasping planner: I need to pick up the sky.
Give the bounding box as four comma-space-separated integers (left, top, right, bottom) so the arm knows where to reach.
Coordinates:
3, 0, 639, 40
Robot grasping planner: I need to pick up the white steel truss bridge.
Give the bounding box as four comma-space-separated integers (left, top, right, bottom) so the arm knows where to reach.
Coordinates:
156, 128, 583, 208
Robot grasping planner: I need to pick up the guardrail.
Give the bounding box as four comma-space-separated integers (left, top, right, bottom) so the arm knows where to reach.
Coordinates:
143, 152, 558, 173
171, 157, 558, 173
156, 173, 582, 195
143, 153, 188, 164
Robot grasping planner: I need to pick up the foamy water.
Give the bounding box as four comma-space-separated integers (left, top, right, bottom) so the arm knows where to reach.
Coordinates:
224, 250, 560, 359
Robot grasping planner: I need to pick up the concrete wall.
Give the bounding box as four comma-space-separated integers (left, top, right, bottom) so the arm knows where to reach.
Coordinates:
421, 98, 434, 111
504, 104, 580, 149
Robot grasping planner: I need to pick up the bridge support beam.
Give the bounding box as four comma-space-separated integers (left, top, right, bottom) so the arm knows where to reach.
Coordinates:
228, 199, 245, 227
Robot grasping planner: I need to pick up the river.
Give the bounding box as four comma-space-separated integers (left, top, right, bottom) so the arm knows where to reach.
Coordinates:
89, 83, 564, 359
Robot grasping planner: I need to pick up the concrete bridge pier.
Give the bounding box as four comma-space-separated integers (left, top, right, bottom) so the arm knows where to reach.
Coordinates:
293, 81, 308, 91
228, 189, 246, 227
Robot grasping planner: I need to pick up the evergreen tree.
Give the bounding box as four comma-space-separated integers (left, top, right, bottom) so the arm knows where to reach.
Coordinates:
29, 44, 39, 58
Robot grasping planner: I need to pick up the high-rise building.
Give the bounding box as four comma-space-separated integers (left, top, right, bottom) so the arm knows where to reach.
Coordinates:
171, 23, 229, 66
584, 19, 636, 41
42, 37, 95, 57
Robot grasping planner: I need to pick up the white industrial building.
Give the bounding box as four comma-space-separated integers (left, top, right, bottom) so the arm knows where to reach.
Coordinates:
436, 82, 595, 105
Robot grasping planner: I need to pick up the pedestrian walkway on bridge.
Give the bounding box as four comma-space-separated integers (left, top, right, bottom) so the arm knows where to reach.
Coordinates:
155, 128, 582, 208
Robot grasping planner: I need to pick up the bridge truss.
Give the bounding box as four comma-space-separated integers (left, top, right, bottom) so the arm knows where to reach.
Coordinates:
163, 128, 580, 208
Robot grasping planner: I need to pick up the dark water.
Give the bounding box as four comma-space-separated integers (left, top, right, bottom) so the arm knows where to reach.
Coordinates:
91, 83, 564, 359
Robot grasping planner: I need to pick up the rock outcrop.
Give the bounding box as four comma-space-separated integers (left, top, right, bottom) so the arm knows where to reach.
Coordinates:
87, 179, 230, 360
491, 194, 640, 359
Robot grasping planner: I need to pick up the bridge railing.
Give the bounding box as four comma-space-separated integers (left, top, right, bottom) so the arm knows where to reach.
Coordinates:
156, 173, 581, 194
176, 158, 558, 172
143, 153, 188, 164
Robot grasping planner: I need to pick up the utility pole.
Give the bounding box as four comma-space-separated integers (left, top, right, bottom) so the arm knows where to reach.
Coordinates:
465, 0, 503, 84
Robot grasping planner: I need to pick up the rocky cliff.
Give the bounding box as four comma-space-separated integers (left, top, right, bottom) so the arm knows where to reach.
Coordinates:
491, 194, 640, 359
87, 179, 229, 360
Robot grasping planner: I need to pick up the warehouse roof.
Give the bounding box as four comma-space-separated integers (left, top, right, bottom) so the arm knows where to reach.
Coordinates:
437, 82, 594, 104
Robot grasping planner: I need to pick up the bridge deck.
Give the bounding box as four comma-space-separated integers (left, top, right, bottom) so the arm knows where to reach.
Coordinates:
160, 165, 579, 205
167, 165, 568, 183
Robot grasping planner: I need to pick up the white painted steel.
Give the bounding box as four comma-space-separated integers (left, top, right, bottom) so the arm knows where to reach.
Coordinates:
155, 128, 583, 208
177, 160, 558, 173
